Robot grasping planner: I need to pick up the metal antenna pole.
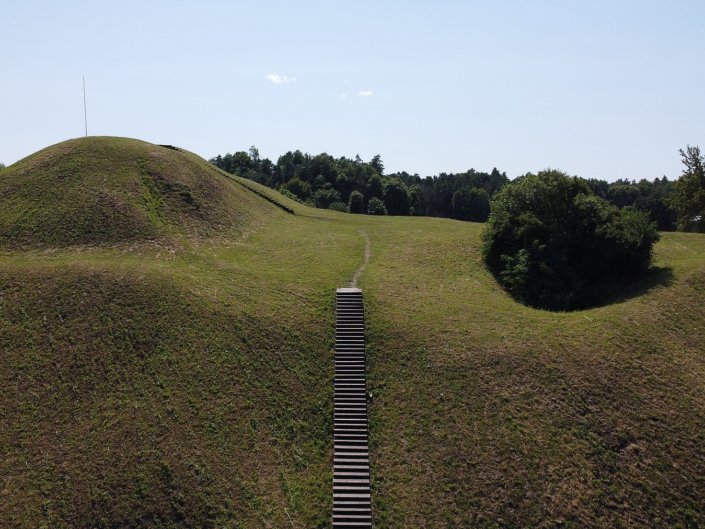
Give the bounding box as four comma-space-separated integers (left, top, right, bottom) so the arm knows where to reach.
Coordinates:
83, 76, 88, 137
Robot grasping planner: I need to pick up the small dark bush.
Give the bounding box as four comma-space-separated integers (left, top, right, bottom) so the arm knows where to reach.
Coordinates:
328, 201, 348, 213
482, 170, 660, 310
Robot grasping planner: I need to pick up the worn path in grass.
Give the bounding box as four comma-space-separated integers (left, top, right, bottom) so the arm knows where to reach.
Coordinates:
349, 231, 371, 288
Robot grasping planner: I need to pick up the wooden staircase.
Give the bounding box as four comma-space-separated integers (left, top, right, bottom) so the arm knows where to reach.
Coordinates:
333, 288, 372, 528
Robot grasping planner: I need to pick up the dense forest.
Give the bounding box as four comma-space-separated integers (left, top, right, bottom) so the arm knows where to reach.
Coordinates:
211, 148, 680, 229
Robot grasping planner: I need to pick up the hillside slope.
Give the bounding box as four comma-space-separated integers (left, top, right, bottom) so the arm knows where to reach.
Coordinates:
0, 137, 279, 247
0, 213, 364, 528
362, 220, 705, 528
1, 140, 705, 528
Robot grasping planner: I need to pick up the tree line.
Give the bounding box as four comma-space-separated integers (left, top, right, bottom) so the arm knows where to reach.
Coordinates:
210, 146, 705, 231
210, 148, 509, 220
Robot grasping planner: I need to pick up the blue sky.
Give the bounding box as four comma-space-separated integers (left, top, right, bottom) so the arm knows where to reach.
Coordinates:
2, 0, 704, 180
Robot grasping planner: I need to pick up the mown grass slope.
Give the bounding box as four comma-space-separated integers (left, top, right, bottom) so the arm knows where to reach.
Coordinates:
361, 220, 705, 528
1, 138, 705, 528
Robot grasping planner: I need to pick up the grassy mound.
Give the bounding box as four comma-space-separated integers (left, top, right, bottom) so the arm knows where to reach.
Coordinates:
0, 137, 274, 247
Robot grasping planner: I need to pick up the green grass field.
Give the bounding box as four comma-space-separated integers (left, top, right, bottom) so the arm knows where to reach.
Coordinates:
1, 138, 704, 528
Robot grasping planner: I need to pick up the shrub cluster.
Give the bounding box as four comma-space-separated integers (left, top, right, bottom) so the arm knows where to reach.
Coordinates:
482, 170, 659, 310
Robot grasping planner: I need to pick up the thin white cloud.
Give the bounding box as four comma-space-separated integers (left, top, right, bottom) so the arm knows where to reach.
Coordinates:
265, 73, 296, 85
340, 93, 348, 99
357, 90, 373, 97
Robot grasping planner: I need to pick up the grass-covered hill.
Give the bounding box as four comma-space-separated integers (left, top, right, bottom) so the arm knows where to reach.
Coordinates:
1, 138, 705, 528
0, 137, 278, 247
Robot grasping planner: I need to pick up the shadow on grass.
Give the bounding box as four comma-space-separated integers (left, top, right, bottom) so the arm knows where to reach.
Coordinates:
500, 265, 676, 313
599, 265, 675, 307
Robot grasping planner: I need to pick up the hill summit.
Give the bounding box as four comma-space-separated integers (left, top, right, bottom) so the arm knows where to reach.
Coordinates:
0, 137, 266, 247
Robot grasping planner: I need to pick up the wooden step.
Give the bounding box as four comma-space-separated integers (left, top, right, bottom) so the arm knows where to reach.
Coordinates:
334, 288, 371, 527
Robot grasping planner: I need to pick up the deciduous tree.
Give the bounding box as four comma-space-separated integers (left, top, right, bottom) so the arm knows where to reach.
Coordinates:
668, 145, 705, 232
367, 174, 384, 201
367, 197, 387, 215
348, 190, 364, 214
452, 187, 490, 222
383, 179, 410, 216
284, 177, 311, 200
482, 170, 659, 310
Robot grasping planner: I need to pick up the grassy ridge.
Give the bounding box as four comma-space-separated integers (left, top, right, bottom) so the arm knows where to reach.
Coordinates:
0, 137, 278, 247
1, 138, 705, 528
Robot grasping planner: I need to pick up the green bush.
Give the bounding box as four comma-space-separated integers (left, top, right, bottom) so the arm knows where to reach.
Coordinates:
284, 177, 311, 200
367, 196, 387, 215
348, 190, 365, 214
328, 201, 348, 213
313, 187, 341, 209
482, 170, 660, 310
278, 187, 302, 202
